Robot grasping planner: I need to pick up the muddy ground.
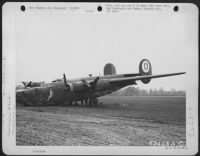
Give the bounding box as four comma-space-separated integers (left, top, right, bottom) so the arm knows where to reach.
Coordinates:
16, 96, 186, 146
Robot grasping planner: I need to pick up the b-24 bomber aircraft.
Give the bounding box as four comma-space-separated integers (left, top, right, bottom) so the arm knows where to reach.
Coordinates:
16, 59, 185, 106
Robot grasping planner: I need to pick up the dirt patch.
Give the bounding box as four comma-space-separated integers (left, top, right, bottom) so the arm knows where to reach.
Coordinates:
16, 96, 186, 146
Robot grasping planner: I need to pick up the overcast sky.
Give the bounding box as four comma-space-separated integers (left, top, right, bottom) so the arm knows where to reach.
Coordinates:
15, 4, 198, 91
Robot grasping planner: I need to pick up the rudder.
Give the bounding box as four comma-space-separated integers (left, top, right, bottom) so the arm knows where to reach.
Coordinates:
139, 59, 152, 84
104, 63, 116, 75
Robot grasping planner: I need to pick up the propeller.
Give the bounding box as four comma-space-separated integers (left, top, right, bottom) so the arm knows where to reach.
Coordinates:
63, 73, 70, 91
90, 77, 100, 88
81, 77, 100, 90
83, 77, 100, 106
63, 74, 100, 92
22, 81, 32, 88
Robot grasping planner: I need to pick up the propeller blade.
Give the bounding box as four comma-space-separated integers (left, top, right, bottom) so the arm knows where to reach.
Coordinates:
63, 73, 67, 86
22, 81, 31, 88
63, 73, 70, 91
22, 81, 26, 87
90, 77, 100, 88
93, 77, 100, 84
26, 81, 32, 87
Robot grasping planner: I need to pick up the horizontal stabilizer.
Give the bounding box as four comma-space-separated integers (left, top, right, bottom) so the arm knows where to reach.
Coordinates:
109, 72, 186, 84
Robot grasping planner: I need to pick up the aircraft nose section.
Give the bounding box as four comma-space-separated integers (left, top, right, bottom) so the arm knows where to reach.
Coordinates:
16, 91, 23, 98
16, 91, 26, 104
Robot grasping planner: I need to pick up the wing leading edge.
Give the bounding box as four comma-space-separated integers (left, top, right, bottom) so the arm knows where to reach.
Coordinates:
109, 72, 186, 84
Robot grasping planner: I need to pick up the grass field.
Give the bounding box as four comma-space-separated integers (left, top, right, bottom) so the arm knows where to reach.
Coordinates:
16, 96, 186, 146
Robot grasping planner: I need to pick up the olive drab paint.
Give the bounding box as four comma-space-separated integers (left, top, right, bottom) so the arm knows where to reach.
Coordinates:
16, 59, 185, 106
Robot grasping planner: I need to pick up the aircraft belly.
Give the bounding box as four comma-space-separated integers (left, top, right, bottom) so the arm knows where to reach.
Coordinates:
64, 91, 91, 102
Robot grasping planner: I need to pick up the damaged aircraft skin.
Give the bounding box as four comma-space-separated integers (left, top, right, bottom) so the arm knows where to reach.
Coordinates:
16, 59, 185, 106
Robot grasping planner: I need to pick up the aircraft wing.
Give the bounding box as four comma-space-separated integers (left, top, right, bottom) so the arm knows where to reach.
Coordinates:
109, 72, 186, 84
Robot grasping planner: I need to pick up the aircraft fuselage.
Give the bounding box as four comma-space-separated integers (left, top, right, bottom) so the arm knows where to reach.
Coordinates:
16, 59, 185, 106
16, 77, 126, 106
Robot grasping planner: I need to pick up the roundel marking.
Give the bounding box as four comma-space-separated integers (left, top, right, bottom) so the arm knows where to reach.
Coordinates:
142, 60, 150, 73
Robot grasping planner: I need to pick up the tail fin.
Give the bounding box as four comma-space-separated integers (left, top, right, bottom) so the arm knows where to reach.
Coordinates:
139, 59, 152, 84
104, 63, 116, 75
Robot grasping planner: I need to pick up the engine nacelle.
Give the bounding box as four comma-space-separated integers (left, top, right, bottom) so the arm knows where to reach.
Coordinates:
66, 82, 88, 92
65, 83, 74, 91
139, 59, 152, 84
